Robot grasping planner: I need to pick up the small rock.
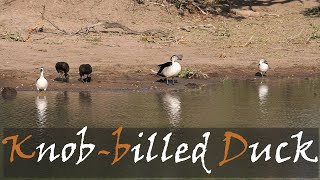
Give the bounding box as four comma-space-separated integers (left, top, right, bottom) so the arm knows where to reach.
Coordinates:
1, 87, 17, 100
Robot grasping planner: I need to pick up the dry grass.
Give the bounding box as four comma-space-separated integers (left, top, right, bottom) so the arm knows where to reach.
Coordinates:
178, 67, 209, 79
303, 6, 320, 17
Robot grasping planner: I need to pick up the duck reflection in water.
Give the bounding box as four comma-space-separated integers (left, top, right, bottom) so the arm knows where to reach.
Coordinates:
35, 95, 48, 128
78, 91, 93, 122
258, 83, 269, 105
79, 91, 92, 104
55, 91, 69, 105
162, 93, 181, 127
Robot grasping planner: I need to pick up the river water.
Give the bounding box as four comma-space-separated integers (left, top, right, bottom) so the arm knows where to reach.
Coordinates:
1, 78, 320, 129
1, 78, 319, 179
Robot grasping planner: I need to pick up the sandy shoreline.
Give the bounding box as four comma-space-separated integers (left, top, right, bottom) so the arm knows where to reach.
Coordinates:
0, 0, 319, 92
1, 65, 319, 92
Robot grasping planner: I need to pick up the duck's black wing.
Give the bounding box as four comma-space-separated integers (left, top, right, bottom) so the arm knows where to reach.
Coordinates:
157, 62, 172, 76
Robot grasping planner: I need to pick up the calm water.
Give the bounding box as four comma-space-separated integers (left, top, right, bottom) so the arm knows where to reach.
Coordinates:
1, 78, 320, 129
1, 78, 320, 179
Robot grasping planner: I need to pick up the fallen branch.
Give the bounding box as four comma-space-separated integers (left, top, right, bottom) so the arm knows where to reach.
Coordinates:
7, 6, 172, 43
179, 24, 215, 33
289, 29, 304, 40
40, 5, 68, 34
192, 2, 207, 15
149, 2, 166, 7
230, 9, 280, 17
74, 22, 104, 34
74, 21, 170, 37
243, 35, 254, 47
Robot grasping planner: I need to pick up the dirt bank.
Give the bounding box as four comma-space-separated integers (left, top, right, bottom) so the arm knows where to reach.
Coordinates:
0, 0, 319, 91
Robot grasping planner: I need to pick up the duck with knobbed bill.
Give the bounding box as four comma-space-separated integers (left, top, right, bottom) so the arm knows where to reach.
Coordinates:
36, 67, 48, 91
79, 64, 92, 83
55, 62, 69, 82
157, 54, 183, 85
258, 59, 269, 77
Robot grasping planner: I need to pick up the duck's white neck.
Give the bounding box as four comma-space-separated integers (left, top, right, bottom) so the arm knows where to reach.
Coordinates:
40, 70, 44, 77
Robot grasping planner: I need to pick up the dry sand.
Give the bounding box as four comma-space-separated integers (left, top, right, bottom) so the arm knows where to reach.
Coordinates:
0, 0, 319, 91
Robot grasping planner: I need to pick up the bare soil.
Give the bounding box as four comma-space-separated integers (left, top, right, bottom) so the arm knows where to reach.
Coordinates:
0, 0, 319, 91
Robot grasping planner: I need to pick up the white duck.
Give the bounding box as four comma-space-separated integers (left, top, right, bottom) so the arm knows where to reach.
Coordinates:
258, 59, 269, 77
36, 67, 48, 91
157, 54, 183, 85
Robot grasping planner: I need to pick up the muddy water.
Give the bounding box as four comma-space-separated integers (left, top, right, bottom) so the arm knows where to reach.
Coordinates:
1, 78, 320, 129
1, 78, 320, 179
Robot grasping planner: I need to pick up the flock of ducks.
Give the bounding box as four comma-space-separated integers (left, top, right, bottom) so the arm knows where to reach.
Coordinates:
0, 47, 269, 98
36, 63, 93, 91
35, 55, 269, 92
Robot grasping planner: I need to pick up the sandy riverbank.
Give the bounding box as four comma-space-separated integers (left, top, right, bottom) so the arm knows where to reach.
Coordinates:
0, 0, 319, 91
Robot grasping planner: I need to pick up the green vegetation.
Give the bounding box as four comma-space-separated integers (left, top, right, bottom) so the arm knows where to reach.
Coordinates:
0, 31, 26, 42
178, 67, 209, 79
303, 6, 320, 17
306, 23, 320, 43
309, 23, 320, 40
